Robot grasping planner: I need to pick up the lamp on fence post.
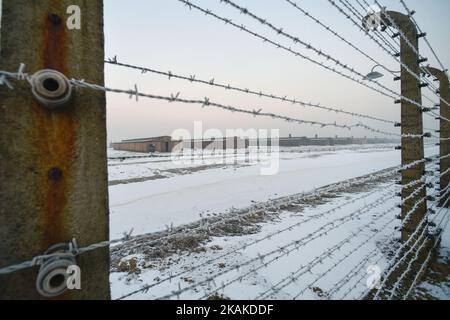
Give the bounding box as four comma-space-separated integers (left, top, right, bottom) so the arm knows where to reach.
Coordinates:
363, 64, 400, 81
423, 67, 450, 208
363, 9, 427, 245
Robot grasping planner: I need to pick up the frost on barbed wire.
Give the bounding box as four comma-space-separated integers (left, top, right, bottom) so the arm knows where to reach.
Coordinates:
259, 171, 443, 299
0, 113, 446, 278
223, 0, 449, 112
124, 164, 447, 300
258, 207, 398, 300
398, 0, 449, 80
369, 0, 450, 109
292, 217, 397, 300
177, 0, 447, 117
115, 182, 398, 300
2, 66, 438, 139
191, 193, 398, 301
0, 66, 410, 138
354, 0, 400, 52
403, 207, 449, 299
337, 0, 449, 107
327, 246, 381, 298
327, 0, 450, 118
371, 186, 450, 300
106, 58, 396, 125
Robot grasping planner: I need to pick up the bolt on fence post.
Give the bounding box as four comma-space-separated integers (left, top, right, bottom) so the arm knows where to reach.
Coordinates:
424, 67, 450, 208
0, 0, 110, 299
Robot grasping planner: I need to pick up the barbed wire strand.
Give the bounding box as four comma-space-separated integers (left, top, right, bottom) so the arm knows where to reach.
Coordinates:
112, 158, 443, 299
115, 183, 398, 300
217, 0, 446, 112
0, 67, 416, 138
339, 0, 449, 108
371, 185, 450, 299
258, 210, 397, 299
259, 175, 443, 299
176, 0, 442, 118
398, 0, 449, 80
195, 193, 397, 300
370, 0, 450, 109
161, 169, 445, 301
326, 0, 450, 120
105, 58, 397, 125
402, 204, 450, 299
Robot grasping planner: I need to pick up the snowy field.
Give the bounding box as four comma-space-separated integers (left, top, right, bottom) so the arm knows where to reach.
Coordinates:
107, 144, 449, 300
109, 144, 404, 239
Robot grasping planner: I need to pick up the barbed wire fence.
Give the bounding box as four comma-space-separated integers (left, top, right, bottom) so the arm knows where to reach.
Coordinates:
0, 0, 449, 300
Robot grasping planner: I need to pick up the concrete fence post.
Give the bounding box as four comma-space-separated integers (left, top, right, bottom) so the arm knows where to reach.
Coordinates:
381, 11, 427, 244
424, 67, 450, 208
0, 0, 110, 299
363, 10, 429, 299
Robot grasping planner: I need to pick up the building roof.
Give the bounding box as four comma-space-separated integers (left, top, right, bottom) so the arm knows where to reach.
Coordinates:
121, 136, 172, 143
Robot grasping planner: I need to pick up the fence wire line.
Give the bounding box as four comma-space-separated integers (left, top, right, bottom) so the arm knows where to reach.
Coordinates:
335, 0, 449, 124
402, 203, 450, 299
105, 58, 397, 125
327, 246, 382, 299
357, 190, 450, 300
176, 0, 444, 118
283, 0, 400, 78
258, 209, 397, 299
198, 177, 442, 300
297, 0, 446, 107
326, 0, 450, 120
371, 185, 450, 299
370, 0, 450, 108
119, 156, 445, 299
388, 229, 429, 300
0, 154, 438, 276
339, 0, 449, 108
0, 0, 447, 299
339, 0, 442, 111
398, 0, 449, 80
0, 122, 445, 276
0, 67, 416, 138
181, 193, 398, 300
113, 156, 442, 299
354, 0, 400, 51
160, 168, 444, 300
217, 0, 448, 112
260, 173, 444, 299
387, 189, 450, 300
116, 183, 398, 300
292, 216, 397, 300
341, 250, 385, 299
349, 0, 445, 108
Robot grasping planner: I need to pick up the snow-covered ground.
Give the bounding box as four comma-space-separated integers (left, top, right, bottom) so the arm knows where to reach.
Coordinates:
109, 145, 432, 239
110, 183, 398, 300
107, 144, 449, 300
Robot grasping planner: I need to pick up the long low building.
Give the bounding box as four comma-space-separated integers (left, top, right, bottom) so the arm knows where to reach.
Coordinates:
111, 136, 249, 153
111, 136, 399, 153
111, 136, 179, 153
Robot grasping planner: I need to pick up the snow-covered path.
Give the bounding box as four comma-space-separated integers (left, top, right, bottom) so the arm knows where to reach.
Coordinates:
109, 146, 437, 240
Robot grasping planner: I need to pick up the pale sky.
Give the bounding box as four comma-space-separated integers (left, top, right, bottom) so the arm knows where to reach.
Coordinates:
103, 0, 450, 142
